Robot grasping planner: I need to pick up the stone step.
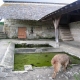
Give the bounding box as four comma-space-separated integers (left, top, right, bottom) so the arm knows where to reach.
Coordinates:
0, 35, 6, 37
0, 32, 5, 34
60, 27, 69, 29
61, 36, 73, 38
60, 28, 70, 30
0, 32, 7, 39
0, 36, 6, 39
0, 34, 6, 36
60, 30, 71, 33
61, 36, 74, 41
60, 25, 74, 41
61, 38, 74, 41
60, 31, 71, 33
60, 34, 72, 36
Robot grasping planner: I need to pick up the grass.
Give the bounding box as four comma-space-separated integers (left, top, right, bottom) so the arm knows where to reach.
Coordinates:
74, 73, 80, 80
14, 52, 80, 71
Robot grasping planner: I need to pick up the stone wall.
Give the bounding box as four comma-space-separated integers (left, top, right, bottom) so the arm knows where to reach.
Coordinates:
4, 19, 55, 39
69, 21, 80, 42
0, 25, 3, 32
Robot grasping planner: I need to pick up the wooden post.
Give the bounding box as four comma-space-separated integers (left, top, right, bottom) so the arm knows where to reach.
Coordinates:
53, 17, 60, 47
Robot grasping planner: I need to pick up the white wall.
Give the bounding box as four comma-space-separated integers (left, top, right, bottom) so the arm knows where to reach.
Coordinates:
69, 21, 80, 42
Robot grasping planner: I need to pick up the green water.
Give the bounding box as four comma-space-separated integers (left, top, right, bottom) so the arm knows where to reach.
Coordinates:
14, 52, 80, 71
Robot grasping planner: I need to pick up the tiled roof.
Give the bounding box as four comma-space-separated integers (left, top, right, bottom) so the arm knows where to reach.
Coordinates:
0, 3, 66, 20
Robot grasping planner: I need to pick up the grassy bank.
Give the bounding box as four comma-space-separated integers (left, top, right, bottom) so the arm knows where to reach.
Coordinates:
14, 52, 80, 71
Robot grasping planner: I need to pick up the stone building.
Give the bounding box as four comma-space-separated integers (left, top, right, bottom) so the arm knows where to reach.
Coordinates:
41, 0, 80, 43
0, 0, 80, 47
0, 0, 66, 39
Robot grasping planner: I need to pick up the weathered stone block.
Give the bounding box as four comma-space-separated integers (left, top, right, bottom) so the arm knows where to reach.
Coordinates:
24, 65, 33, 71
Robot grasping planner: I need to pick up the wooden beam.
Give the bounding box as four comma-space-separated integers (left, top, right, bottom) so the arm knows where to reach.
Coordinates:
53, 16, 61, 44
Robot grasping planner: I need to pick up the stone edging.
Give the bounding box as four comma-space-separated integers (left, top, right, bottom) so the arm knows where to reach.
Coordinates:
0, 42, 15, 72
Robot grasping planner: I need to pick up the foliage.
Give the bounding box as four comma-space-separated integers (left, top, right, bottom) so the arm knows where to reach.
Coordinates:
74, 73, 80, 80
15, 43, 52, 48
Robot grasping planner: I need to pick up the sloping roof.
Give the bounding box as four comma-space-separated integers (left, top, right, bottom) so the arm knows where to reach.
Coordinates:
40, 1, 80, 21
3, 0, 73, 4
0, 3, 66, 20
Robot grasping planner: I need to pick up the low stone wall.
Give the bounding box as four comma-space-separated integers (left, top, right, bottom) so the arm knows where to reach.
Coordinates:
0, 42, 15, 72
69, 21, 80, 42
0, 25, 3, 32
15, 47, 62, 53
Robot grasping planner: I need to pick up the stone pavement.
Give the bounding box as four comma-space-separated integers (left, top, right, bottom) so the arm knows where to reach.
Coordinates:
0, 65, 80, 80
0, 39, 80, 80
0, 40, 14, 71
60, 41, 80, 58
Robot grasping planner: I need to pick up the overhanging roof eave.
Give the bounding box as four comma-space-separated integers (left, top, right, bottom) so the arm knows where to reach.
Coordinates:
40, 1, 80, 21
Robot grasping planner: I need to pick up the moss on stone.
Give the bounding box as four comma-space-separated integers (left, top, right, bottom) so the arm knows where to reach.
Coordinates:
14, 52, 80, 71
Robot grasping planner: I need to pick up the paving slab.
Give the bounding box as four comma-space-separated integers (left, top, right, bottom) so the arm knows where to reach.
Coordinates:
0, 40, 15, 78
0, 65, 80, 80
0, 41, 9, 63
0, 39, 80, 80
